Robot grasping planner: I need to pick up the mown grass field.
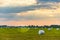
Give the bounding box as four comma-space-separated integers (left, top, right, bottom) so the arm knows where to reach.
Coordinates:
0, 28, 60, 40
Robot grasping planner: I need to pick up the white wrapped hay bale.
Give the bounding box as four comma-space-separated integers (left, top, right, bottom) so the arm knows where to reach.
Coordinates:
38, 30, 45, 35
56, 28, 59, 30
48, 28, 51, 30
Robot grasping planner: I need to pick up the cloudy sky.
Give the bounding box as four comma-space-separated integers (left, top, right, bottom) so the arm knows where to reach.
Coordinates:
0, 0, 60, 26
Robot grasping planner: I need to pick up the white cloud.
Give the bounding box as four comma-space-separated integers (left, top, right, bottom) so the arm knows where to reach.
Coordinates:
0, 0, 37, 7
16, 7, 60, 20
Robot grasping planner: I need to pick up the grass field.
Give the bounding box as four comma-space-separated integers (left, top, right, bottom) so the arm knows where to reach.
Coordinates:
0, 28, 60, 40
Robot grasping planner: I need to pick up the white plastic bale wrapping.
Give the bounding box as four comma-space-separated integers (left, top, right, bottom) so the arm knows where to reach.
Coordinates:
38, 30, 45, 35
48, 28, 51, 30
56, 28, 59, 30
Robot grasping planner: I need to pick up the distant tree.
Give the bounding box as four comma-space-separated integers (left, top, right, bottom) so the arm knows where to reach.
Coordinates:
44, 25, 50, 28
0, 25, 7, 28
50, 25, 59, 28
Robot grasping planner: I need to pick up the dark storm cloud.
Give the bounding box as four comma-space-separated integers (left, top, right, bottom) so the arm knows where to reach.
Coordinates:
0, 4, 55, 13
37, 0, 60, 3
0, 0, 59, 21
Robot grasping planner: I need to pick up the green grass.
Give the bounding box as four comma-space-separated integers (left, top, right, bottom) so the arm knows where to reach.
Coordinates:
0, 28, 60, 40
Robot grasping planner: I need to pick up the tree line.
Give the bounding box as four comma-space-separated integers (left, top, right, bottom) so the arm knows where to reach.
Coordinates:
0, 25, 60, 28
